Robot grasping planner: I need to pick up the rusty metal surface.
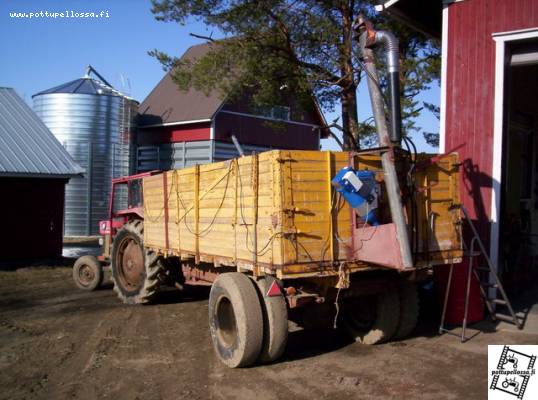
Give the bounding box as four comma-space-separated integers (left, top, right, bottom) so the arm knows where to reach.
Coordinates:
116, 236, 144, 291
181, 263, 219, 286
76, 264, 96, 287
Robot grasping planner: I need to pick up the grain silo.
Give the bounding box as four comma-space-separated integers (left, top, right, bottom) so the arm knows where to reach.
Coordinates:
33, 66, 138, 236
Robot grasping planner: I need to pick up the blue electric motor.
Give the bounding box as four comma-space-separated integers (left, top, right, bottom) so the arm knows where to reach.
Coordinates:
331, 167, 379, 226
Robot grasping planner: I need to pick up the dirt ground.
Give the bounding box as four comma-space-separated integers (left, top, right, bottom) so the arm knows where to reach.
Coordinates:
1, 262, 537, 400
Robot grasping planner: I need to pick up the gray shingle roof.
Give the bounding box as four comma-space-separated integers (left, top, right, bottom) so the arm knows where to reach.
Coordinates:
0, 88, 84, 178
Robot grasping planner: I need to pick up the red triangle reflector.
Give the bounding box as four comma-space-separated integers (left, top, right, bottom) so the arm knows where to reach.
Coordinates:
266, 280, 282, 297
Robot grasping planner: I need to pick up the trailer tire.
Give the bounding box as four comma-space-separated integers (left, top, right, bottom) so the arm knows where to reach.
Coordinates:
111, 220, 164, 304
254, 277, 288, 363
344, 287, 400, 345
73, 255, 103, 291
209, 273, 263, 368
393, 280, 419, 340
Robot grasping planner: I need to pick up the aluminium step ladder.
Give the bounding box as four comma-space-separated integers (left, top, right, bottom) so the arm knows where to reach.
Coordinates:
439, 206, 522, 342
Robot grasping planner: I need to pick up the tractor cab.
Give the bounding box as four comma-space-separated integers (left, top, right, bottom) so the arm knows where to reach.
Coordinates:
98, 171, 159, 263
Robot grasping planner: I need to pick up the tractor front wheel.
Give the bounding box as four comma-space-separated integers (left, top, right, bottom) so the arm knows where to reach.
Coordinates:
73, 255, 103, 291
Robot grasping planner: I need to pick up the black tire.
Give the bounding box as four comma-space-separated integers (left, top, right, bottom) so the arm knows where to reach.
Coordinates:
254, 276, 288, 363
343, 286, 400, 345
110, 220, 164, 304
73, 255, 103, 291
393, 280, 419, 340
209, 273, 264, 368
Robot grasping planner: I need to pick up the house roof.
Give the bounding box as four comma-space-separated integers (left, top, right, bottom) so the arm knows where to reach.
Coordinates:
138, 42, 327, 132
138, 43, 224, 126
0, 88, 84, 178
376, 0, 443, 39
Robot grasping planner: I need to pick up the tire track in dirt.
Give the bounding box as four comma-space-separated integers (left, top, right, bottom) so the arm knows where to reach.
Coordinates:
44, 305, 134, 399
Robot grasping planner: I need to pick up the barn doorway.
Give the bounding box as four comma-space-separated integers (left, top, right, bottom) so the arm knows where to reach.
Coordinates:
499, 40, 538, 294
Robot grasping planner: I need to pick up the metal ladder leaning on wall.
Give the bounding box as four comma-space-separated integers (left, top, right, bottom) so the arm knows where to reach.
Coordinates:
439, 206, 522, 342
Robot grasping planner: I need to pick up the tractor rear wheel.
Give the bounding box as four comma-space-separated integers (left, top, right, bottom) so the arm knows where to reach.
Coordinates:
111, 220, 164, 304
73, 255, 103, 291
209, 273, 264, 368
343, 286, 400, 345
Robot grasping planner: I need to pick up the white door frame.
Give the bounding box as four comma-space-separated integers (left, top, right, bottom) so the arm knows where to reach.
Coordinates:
490, 28, 538, 275
439, 4, 450, 154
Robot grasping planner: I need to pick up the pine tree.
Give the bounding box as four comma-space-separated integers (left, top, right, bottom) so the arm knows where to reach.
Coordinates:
150, 0, 440, 150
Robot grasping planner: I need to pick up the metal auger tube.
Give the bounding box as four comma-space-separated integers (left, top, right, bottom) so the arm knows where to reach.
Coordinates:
356, 15, 413, 270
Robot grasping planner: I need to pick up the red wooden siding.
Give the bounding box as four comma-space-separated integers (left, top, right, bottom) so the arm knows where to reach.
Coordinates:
444, 0, 538, 237
137, 122, 211, 145
214, 111, 320, 150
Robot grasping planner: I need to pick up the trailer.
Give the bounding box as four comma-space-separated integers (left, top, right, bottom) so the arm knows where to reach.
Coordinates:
71, 16, 463, 368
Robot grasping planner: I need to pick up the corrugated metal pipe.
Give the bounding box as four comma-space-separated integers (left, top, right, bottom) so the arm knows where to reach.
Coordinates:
373, 30, 402, 144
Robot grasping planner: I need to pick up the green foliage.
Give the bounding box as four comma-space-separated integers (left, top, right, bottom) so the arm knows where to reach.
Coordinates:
422, 102, 440, 147
150, 0, 440, 149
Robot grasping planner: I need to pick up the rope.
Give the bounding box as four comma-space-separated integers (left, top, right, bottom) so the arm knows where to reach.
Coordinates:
333, 261, 348, 329
237, 160, 285, 257
143, 173, 177, 223
332, 197, 372, 329
176, 162, 233, 238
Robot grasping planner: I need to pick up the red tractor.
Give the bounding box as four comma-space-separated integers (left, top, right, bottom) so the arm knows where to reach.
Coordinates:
72, 171, 162, 298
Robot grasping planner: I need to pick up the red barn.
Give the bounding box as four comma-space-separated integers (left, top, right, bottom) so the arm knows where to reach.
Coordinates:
378, 0, 538, 292
137, 43, 327, 171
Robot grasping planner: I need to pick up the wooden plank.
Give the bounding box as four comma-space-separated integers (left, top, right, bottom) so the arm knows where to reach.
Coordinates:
194, 165, 200, 264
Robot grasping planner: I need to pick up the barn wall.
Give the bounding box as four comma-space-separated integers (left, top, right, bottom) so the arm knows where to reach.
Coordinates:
137, 141, 214, 171
0, 178, 66, 259
137, 122, 211, 145
213, 111, 320, 149
136, 140, 273, 172
221, 93, 322, 126
444, 0, 538, 238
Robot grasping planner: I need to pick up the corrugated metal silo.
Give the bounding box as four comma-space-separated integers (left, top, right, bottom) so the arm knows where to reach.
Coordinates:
33, 66, 138, 236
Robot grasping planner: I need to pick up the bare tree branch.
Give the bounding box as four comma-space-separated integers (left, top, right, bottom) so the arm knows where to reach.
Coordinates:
189, 32, 216, 42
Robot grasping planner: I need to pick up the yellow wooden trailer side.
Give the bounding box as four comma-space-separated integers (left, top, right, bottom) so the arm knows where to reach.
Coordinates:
142, 150, 462, 279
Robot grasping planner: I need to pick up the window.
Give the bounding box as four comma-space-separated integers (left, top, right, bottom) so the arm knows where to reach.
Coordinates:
271, 105, 291, 121
253, 105, 291, 121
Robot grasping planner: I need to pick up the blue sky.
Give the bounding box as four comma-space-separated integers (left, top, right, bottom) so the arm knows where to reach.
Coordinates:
0, 0, 438, 152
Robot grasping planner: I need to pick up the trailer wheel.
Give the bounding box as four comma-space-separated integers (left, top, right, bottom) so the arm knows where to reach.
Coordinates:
73, 255, 103, 291
254, 277, 288, 363
111, 220, 164, 304
209, 273, 263, 368
343, 287, 400, 345
393, 280, 419, 340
